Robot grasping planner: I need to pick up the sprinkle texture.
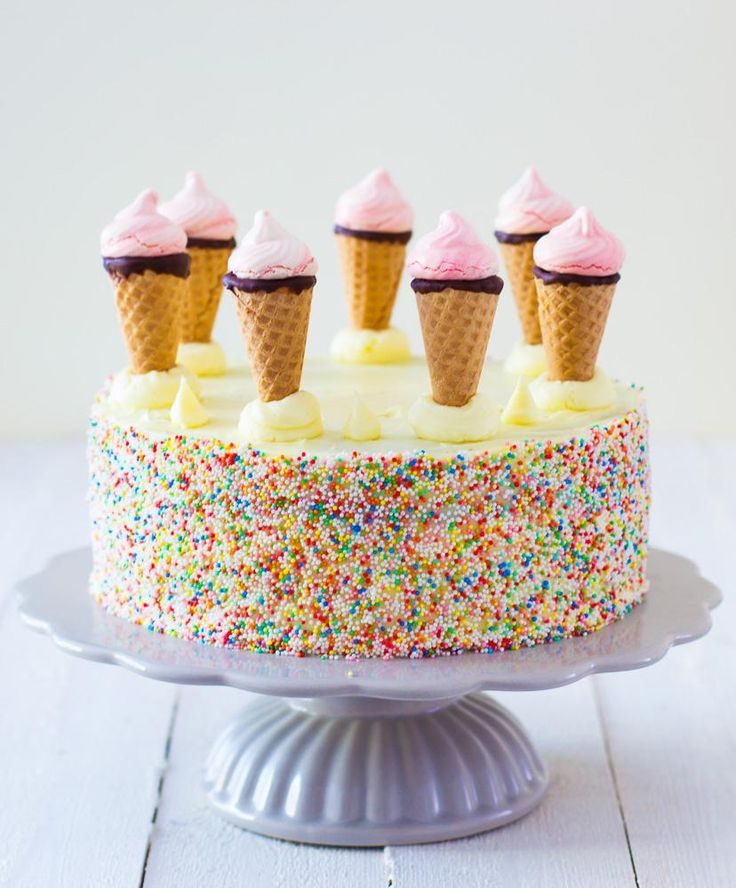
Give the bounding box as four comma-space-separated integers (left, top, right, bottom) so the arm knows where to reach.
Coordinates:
88, 408, 650, 658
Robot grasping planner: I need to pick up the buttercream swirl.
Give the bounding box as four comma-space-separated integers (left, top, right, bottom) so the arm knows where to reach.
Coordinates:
495, 167, 574, 235
534, 207, 625, 276
101, 190, 187, 259
407, 211, 499, 280
159, 172, 237, 241
228, 211, 317, 280
335, 168, 413, 233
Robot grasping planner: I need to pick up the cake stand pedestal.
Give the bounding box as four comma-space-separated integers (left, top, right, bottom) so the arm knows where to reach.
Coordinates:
17, 548, 719, 847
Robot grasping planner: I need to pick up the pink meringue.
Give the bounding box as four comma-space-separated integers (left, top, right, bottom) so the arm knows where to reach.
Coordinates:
227, 211, 317, 280
159, 172, 237, 241
495, 167, 574, 235
533, 207, 625, 276
335, 169, 413, 233
407, 211, 499, 280
100, 190, 187, 258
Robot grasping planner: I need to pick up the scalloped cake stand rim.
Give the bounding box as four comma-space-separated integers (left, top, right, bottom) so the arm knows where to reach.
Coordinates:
16, 547, 720, 701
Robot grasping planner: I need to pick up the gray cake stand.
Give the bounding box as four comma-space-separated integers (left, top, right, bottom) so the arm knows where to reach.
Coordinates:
17, 547, 719, 847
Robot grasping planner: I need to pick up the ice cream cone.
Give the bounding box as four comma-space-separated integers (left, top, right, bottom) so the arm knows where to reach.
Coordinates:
113, 270, 185, 373
184, 246, 231, 342
498, 240, 542, 345
416, 288, 499, 407
535, 278, 616, 381
232, 286, 313, 402
336, 234, 406, 330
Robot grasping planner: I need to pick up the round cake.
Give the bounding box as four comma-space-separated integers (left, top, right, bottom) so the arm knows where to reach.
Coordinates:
88, 358, 650, 658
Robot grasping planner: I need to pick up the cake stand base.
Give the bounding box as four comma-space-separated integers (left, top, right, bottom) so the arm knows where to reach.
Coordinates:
204, 693, 546, 846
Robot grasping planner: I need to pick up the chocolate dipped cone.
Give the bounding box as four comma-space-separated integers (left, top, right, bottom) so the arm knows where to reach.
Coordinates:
113, 270, 185, 373
184, 246, 231, 342
416, 288, 499, 407
336, 233, 406, 330
535, 278, 616, 381
498, 240, 542, 345
232, 285, 313, 402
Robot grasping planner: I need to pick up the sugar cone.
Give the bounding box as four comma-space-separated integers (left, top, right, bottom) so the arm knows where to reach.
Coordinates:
232, 286, 313, 402
183, 246, 231, 342
535, 278, 616, 381
498, 240, 542, 345
336, 234, 406, 330
416, 288, 499, 407
112, 270, 185, 373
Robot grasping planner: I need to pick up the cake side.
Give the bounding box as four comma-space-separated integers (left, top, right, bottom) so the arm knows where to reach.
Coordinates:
88, 401, 650, 659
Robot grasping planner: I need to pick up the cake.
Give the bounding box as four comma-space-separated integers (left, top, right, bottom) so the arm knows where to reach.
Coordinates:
90, 175, 649, 659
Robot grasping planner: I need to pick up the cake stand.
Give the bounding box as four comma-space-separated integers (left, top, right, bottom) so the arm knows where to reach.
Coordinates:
17, 547, 719, 847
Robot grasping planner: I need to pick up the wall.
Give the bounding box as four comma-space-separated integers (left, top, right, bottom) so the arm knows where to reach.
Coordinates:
1, 0, 733, 436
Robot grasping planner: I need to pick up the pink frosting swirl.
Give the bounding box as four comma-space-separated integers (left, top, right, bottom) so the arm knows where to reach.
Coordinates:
100, 190, 187, 258
227, 211, 317, 280
494, 167, 574, 235
407, 211, 499, 280
159, 172, 237, 241
533, 207, 625, 276
335, 168, 413, 233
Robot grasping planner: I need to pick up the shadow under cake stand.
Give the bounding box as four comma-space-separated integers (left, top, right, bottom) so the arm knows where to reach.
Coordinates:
17, 547, 719, 847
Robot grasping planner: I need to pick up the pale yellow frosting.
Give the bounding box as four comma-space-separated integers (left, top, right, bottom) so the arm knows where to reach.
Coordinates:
109, 366, 200, 411
177, 341, 227, 377
343, 395, 381, 441
531, 367, 616, 412
504, 342, 546, 379
330, 328, 410, 364
239, 390, 323, 443
501, 378, 541, 426
171, 378, 209, 428
408, 393, 500, 443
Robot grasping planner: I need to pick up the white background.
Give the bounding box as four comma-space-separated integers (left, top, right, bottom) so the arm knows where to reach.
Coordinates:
1, 0, 734, 437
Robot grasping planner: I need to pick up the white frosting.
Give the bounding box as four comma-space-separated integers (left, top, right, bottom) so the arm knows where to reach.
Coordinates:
239, 390, 323, 443
531, 367, 616, 412
501, 378, 540, 426
109, 365, 200, 411
504, 342, 546, 379
177, 341, 227, 377
408, 393, 500, 443
343, 395, 381, 441
330, 328, 410, 365
171, 378, 209, 428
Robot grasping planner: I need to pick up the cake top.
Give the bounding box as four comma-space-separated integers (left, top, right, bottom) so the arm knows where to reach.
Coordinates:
159, 172, 237, 241
534, 207, 625, 276
335, 168, 413, 233
227, 211, 317, 280
494, 167, 574, 235
407, 211, 499, 280
100, 189, 187, 258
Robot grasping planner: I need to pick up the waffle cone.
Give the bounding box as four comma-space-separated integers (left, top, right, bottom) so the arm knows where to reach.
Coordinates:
112, 270, 185, 373
536, 279, 616, 381
232, 286, 313, 402
416, 288, 499, 407
498, 240, 542, 345
336, 234, 406, 329
183, 246, 231, 342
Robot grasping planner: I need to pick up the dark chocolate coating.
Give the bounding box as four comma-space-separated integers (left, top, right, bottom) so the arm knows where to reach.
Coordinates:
410, 275, 504, 295
494, 230, 545, 244
102, 253, 191, 279
223, 272, 316, 295
334, 225, 412, 245
532, 265, 620, 286
187, 237, 237, 250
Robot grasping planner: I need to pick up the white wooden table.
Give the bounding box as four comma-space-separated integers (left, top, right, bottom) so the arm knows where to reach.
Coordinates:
1, 438, 734, 888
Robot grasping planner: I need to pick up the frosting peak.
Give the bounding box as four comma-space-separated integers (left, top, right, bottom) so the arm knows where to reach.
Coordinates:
335, 168, 413, 233
101, 189, 188, 259
407, 211, 499, 280
227, 211, 317, 280
159, 172, 237, 241
533, 207, 625, 276
495, 167, 574, 235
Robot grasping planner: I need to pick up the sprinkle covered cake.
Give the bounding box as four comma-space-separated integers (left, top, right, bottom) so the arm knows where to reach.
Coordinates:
91, 169, 650, 658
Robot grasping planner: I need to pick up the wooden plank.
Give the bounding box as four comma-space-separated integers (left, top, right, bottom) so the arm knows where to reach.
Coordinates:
388, 682, 637, 887
595, 439, 736, 887
143, 685, 386, 888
